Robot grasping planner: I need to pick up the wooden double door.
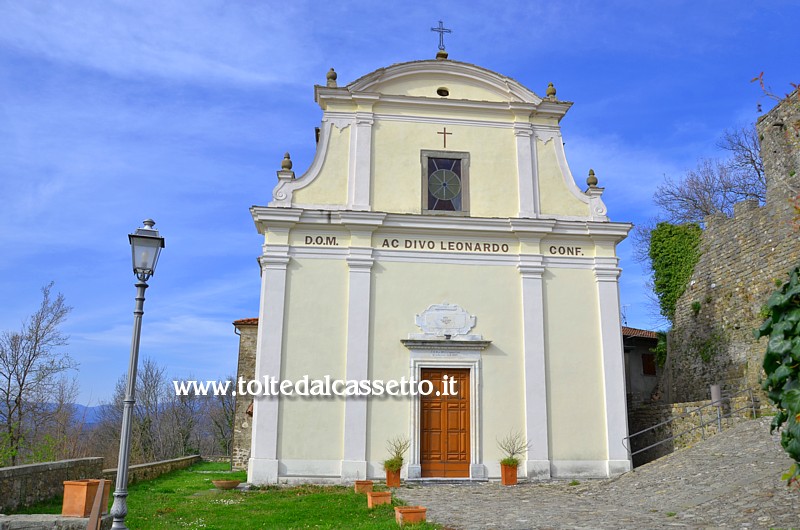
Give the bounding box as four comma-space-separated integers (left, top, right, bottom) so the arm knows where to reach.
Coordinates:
420, 368, 470, 478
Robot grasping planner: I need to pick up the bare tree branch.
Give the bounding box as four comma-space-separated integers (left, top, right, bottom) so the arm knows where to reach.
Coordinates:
0, 282, 75, 465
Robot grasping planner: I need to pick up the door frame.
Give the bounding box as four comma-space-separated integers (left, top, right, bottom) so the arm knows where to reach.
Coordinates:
402, 340, 490, 480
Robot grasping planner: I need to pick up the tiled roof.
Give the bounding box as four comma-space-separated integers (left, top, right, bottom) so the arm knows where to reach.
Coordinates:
233, 318, 259, 326
622, 326, 659, 340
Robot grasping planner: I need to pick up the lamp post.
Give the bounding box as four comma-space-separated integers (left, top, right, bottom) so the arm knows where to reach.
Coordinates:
110, 219, 164, 529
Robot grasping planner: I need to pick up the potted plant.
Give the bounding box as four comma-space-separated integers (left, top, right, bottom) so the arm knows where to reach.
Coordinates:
497, 430, 530, 486
382, 435, 410, 488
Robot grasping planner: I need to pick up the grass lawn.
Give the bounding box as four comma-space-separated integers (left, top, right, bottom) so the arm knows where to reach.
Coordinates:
13, 461, 439, 529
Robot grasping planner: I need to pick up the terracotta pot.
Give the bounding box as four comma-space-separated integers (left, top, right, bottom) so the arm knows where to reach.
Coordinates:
62, 479, 110, 517
500, 463, 518, 485
366, 490, 391, 508
385, 468, 401, 488
354, 480, 374, 494
212, 479, 242, 490
395, 505, 427, 525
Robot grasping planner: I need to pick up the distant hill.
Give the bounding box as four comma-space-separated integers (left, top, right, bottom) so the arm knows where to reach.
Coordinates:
71, 404, 105, 426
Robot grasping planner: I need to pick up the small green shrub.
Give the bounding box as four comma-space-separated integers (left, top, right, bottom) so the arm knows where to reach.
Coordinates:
497, 430, 530, 467
691, 301, 702, 316
651, 332, 668, 368
382, 435, 409, 472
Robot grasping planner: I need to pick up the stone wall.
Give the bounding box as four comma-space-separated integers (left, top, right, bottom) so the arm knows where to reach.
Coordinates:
0, 455, 202, 514
627, 393, 759, 467
231, 319, 257, 470
667, 92, 800, 402
0, 514, 112, 530
0, 457, 103, 514
102, 455, 201, 485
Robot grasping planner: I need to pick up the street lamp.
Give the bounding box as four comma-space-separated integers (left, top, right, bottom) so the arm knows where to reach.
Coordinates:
110, 219, 164, 529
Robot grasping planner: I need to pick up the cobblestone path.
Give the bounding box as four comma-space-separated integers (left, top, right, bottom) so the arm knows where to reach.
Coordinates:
396, 417, 799, 529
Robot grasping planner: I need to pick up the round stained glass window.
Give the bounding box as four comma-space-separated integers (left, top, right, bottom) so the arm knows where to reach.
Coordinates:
429, 169, 461, 200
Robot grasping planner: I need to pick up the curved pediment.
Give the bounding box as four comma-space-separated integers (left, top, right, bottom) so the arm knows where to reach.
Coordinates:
347, 60, 543, 104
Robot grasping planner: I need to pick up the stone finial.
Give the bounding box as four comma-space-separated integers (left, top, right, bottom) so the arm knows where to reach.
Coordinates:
436, 49, 449, 60
587, 169, 598, 187
326, 68, 337, 88
546, 82, 557, 100
281, 152, 293, 171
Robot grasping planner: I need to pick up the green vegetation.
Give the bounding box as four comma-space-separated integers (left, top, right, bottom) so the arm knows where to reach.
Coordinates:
649, 222, 702, 322
651, 332, 668, 367
695, 332, 725, 363
382, 435, 410, 472
12, 462, 438, 529
568, 480, 580, 486
496, 430, 529, 467
756, 266, 800, 486
691, 301, 702, 316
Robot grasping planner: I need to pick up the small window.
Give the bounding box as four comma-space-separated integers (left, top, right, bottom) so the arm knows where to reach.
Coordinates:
437, 87, 450, 97
642, 353, 657, 376
421, 150, 470, 214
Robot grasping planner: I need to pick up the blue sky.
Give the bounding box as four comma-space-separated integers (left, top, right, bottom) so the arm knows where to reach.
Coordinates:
0, 0, 797, 405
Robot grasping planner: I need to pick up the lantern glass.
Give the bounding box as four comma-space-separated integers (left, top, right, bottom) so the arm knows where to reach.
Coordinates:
128, 220, 164, 279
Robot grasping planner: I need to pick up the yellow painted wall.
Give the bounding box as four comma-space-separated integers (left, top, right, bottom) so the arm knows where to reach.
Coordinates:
371, 119, 519, 217
542, 268, 607, 460
366, 260, 525, 464
536, 138, 589, 217
371, 75, 511, 102
292, 123, 350, 206
277, 258, 348, 460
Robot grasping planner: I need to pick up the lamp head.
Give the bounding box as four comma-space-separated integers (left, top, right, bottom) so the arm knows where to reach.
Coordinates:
128, 219, 165, 282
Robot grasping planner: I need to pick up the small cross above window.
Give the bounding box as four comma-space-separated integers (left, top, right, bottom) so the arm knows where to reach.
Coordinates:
437, 127, 452, 148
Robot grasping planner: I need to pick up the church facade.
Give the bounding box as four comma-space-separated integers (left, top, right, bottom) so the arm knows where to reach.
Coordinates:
246, 54, 632, 484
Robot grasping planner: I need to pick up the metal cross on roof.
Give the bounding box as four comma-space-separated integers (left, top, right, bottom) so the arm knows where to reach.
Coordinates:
431, 20, 452, 51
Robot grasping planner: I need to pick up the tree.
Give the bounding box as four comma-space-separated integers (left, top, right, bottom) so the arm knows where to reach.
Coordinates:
654, 154, 764, 225
203, 375, 235, 456
0, 283, 75, 466
633, 125, 766, 322
91, 359, 231, 464
718, 125, 765, 194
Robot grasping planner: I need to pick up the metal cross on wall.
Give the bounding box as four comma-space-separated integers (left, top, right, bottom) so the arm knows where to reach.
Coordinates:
431, 20, 452, 51
437, 127, 452, 148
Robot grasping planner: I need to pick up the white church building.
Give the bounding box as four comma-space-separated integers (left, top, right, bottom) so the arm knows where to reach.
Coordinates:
246, 49, 632, 484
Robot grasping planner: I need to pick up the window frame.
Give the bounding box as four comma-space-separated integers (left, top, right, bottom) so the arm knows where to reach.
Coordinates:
421, 150, 470, 215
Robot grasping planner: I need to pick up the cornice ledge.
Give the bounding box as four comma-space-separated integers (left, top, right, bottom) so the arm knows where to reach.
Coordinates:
509, 218, 557, 234
587, 221, 633, 242
250, 207, 304, 234
335, 211, 387, 227
400, 339, 492, 351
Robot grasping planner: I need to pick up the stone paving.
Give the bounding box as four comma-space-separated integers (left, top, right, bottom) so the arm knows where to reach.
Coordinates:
396, 417, 799, 529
